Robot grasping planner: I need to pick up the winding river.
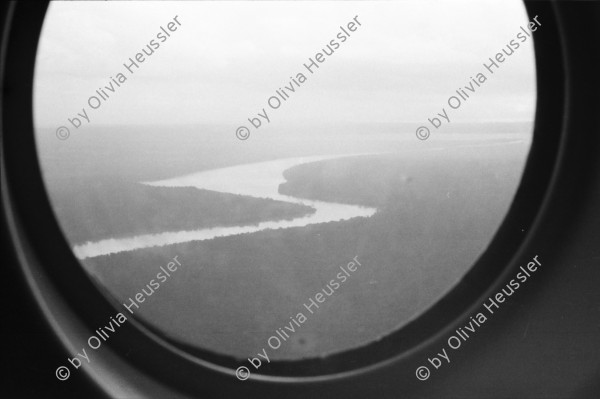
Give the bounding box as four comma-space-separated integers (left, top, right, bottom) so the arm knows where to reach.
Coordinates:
73, 155, 378, 259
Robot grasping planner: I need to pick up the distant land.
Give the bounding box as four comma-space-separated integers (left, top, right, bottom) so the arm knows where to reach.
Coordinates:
48, 177, 314, 244
36, 122, 532, 360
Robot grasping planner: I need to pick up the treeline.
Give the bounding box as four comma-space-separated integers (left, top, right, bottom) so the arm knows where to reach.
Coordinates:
48, 176, 314, 244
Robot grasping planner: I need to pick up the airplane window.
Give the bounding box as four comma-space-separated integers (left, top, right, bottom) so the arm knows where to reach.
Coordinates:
33, 0, 536, 364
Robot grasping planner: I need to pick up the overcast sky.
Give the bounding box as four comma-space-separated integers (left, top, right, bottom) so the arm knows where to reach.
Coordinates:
34, 0, 536, 128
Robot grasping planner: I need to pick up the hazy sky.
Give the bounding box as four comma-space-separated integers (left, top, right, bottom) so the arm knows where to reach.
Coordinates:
34, 0, 536, 129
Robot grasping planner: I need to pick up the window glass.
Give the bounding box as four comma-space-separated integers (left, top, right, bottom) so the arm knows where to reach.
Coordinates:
34, 0, 536, 360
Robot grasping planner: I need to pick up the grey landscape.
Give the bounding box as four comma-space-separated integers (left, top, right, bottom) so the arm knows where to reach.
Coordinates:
34, 1, 535, 361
